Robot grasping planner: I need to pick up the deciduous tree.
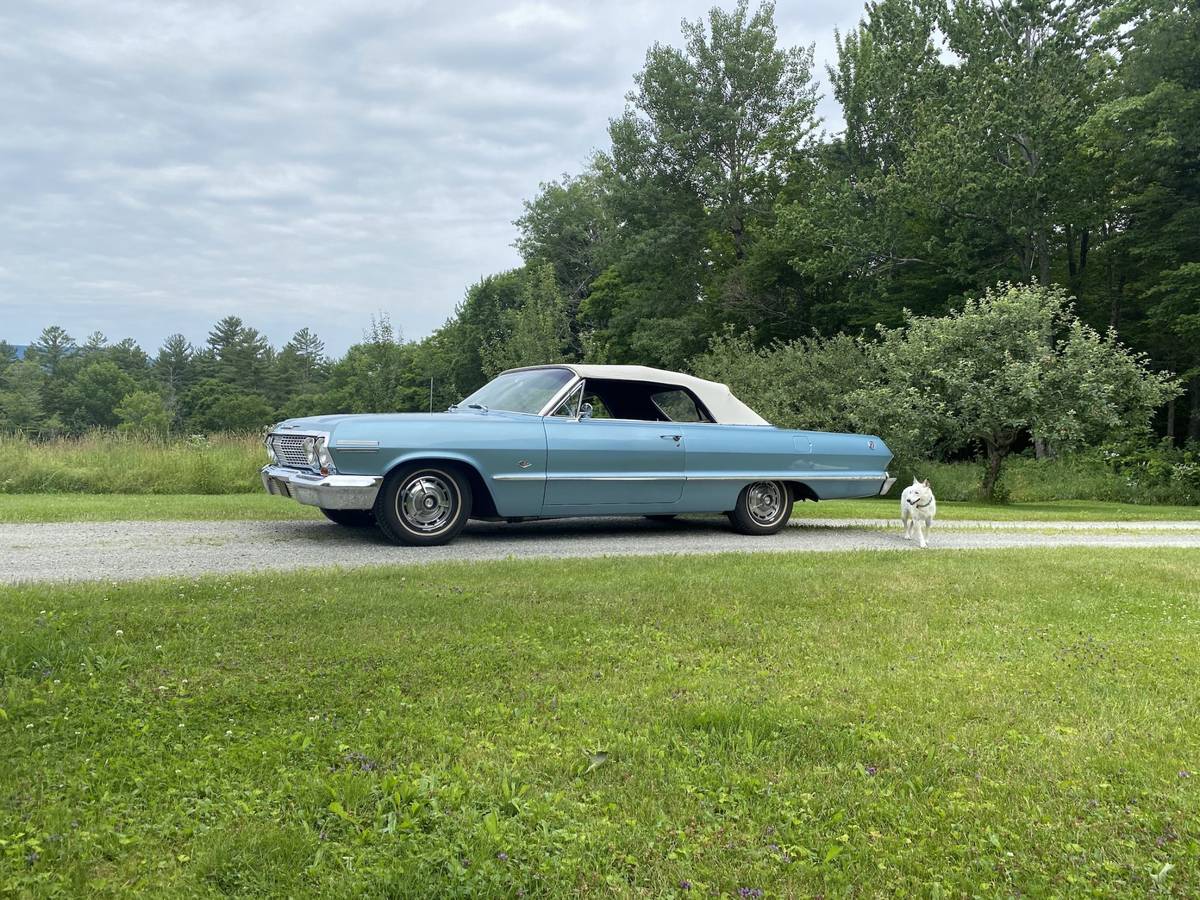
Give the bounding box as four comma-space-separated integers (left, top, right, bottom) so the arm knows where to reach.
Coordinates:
860, 283, 1178, 498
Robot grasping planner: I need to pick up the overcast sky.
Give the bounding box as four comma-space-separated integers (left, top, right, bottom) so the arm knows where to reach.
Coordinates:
1, 0, 861, 355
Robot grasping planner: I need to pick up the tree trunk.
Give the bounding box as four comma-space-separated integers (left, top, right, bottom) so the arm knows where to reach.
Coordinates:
1066, 224, 1077, 280
1074, 227, 1089, 303
1111, 271, 1125, 330
1190, 377, 1200, 443
982, 442, 1006, 501
1166, 397, 1175, 445
1103, 220, 1117, 324
1038, 228, 1051, 285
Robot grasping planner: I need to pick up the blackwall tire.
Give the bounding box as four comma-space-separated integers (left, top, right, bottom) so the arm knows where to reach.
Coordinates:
726, 480, 792, 535
319, 508, 375, 528
374, 464, 472, 547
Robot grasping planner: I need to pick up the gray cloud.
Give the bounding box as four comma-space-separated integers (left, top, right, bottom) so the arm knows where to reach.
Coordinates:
0, 0, 860, 355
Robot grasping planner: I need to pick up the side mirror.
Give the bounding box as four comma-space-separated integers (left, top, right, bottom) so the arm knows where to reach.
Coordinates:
578, 402, 594, 420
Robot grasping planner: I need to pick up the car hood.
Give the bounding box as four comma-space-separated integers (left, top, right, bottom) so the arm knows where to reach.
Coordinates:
271, 409, 537, 432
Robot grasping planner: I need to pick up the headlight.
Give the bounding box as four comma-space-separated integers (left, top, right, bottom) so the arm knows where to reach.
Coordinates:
302, 437, 317, 466
265, 440, 277, 463
316, 437, 333, 469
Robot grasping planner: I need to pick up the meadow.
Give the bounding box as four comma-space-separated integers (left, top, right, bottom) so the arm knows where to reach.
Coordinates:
2, 549, 1199, 896
0, 432, 265, 495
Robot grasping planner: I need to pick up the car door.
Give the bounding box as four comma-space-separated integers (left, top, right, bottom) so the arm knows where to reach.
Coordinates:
542, 414, 685, 508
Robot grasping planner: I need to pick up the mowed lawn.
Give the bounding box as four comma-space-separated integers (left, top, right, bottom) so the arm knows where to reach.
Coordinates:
0, 493, 323, 523
790, 497, 1200, 522
2, 492, 1198, 523
2, 551, 1199, 896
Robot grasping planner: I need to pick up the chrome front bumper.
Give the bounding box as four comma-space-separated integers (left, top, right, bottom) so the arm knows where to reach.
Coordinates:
261, 465, 383, 510
878, 475, 896, 496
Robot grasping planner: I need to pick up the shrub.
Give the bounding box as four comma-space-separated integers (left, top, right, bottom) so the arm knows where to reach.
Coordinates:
1100, 439, 1200, 505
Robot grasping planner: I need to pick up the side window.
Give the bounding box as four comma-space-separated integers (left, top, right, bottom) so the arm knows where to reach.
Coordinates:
651, 389, 705, 423
550, 384, 583, 418
582, 392, 613, 419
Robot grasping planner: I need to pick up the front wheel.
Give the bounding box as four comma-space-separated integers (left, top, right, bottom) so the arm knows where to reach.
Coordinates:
374, 464, 472, 546
727, 480, 792, 535
320, 508, 375, 528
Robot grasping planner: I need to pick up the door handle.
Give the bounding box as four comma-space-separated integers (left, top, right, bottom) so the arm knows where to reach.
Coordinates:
661, 434, 681, 442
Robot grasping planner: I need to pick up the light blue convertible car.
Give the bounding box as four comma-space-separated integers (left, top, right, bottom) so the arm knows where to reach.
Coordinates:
262, 364, 894, 546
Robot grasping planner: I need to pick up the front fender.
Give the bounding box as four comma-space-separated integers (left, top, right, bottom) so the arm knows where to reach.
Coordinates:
380, 449, 483, 478
377, 449, 545, 518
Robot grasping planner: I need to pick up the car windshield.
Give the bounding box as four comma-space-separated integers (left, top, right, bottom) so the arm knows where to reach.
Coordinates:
456, 367, 574, 415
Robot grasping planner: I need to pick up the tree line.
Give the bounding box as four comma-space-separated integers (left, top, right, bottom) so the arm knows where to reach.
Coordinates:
2, 0, 1197, 448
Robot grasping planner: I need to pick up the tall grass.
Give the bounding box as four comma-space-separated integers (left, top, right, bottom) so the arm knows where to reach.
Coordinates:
891, 452, 1198, 504
888, 455, 1113, 502
0, 431, 265, 494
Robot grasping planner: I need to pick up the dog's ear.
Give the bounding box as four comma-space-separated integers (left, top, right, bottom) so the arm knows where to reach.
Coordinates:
922, 479, 930, 487
912, 476, 921, 485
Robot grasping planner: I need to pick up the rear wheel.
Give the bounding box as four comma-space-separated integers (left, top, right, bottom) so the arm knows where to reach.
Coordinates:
320, 508, 375, 528
374, 464, 472, 546
727, 480, 792, 535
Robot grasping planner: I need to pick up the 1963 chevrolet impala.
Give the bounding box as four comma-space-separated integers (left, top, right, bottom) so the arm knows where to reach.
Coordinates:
262, 364, 895, 546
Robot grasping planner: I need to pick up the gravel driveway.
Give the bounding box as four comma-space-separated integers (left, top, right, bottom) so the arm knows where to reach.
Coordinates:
4, 516, 1200, 583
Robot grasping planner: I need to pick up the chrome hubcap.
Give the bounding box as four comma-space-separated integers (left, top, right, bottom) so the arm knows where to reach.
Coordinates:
397, 473, 455, 532
746, 481, 784, 524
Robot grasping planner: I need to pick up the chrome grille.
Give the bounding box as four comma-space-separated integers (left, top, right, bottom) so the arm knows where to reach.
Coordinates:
272, 434, 313, 469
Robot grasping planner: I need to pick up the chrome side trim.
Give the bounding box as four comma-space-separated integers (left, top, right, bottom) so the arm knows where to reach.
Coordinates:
684, 473, 890, 482
879, 475, 897, 496
335, 439, 380, 449
558, 474, 680, 481
493, 472, 891, 483
493, 474, 682, 482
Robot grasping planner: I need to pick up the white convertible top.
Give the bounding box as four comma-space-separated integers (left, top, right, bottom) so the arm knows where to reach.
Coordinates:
507, 364, 771, 426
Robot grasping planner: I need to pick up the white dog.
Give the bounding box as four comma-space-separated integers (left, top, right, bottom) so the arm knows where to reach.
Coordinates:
900, 477, 937, 548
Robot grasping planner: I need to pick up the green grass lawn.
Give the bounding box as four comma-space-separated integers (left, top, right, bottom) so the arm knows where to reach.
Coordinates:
2, 492, 1197, 524
3, 549, 1198, 896
0, 493, 322, 523
792, 497, 1200, 522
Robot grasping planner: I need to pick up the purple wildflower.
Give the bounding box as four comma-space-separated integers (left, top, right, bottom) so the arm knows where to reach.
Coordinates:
737, 889, 763, 899
1180, 770, 1191, 779
497, 852, 509, 862
679, 880, 692, 891
865, 764, 878, 776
